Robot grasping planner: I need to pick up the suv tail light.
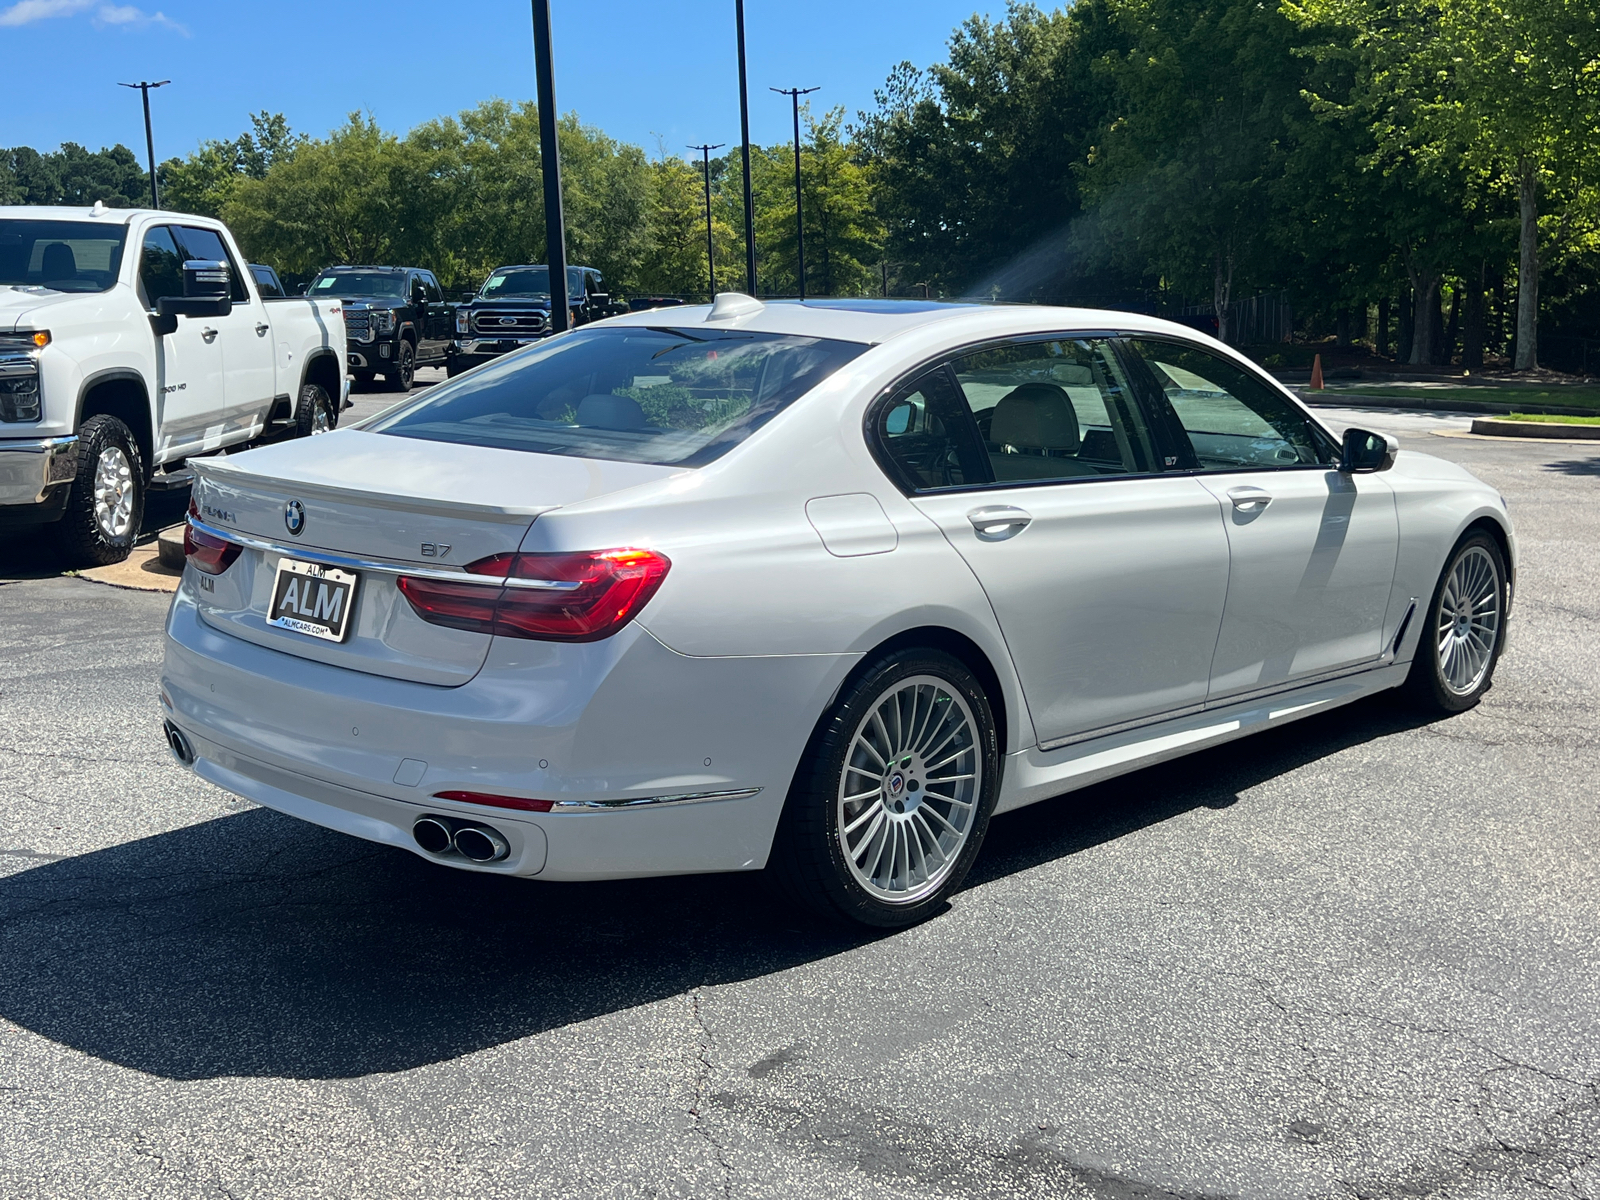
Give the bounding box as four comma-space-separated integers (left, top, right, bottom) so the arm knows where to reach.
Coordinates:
184, 501, 242, 575
397, 549, 670, 642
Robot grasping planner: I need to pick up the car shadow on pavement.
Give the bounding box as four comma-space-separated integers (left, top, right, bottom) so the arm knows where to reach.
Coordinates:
0, 695, 1439, 1082
1542, 456, 1600, 476
0, 488, 190, 582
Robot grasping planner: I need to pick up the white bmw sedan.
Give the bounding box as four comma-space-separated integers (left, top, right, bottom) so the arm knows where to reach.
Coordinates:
161, 296, 1513, 926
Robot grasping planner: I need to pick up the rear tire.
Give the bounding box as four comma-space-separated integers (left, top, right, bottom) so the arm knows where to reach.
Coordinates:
770, 648, 1000, 928
60, 414, 144, 568
1403, 531, 1507, 713
385, 340, 415, 392
292, 383, 336, 437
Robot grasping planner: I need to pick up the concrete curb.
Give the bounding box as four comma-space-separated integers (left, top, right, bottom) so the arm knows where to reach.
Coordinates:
1299, 391, 1600, 418
156, 524, 186, 569
1469, 417, 1600, 440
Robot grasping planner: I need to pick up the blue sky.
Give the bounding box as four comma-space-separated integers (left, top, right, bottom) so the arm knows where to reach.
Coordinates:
0, 0, 999, 163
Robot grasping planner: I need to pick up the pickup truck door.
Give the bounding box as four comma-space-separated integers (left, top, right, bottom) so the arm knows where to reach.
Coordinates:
177, 226, 277, 436
416, 272, 450, 361
140, 224, 225, 460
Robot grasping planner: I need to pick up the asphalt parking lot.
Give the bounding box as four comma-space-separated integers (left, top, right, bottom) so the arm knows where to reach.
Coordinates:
1, 403, 1596, 1199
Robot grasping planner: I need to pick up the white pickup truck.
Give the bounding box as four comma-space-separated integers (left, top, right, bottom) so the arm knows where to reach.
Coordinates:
0, 205, 347, 566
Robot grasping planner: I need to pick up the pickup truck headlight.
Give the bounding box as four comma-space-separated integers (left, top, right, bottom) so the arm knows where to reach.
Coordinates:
0, 337, 43, 423
371, 309, 396, 335
455, 308, 470, 335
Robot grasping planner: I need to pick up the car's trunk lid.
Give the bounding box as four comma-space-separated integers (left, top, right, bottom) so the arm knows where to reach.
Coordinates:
187, 430, 682, 685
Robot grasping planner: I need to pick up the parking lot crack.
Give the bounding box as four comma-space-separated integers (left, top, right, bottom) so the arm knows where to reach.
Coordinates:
687, 987, 734, 1199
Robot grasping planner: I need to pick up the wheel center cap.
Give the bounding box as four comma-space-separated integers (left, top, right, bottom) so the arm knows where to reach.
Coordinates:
887, 773, 904, 796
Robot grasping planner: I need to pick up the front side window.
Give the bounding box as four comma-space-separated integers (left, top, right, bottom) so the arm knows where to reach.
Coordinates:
175, 226, 249, 301
420, 273, 443, 303
310, 272, 406, 298
0, 219, 128, 293
139, 226, 184, 306
369, 325, 868, 468
1129, 339, 1335, 471
952, 338, 1157, 482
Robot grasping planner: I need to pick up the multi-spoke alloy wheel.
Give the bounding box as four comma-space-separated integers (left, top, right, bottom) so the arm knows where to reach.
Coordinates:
1406, 532, 1507, 713
773, 649, 999, 927
93, 445, 135, 539
838, 675, 981, 904
1435, 544, 1501, 696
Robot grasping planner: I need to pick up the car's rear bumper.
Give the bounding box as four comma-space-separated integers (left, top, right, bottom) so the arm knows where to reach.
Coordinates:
161, 586, 854, 881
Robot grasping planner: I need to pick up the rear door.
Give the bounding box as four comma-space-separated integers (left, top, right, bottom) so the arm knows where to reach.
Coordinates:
139, 223, 224, 458
889, 336, 1232, 748
176, 225, 277, 435
417, 272, 450, 359
1126, 338, 1399, 701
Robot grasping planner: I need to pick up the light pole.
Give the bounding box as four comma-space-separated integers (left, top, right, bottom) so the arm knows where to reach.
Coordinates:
689, 144, 725, 299
770, 86, 818, 299
530, 0, 569, 333
735, 1, 757, 296
117, 80, 169, 209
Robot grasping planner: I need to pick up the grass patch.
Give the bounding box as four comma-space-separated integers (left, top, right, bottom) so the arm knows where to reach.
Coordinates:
1331, 385, 1600, 411
1499, 411, 1600, 425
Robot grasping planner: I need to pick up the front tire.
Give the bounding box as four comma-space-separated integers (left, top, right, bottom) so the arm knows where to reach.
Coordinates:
771, 648, 1001, 927
1404, 531, 1507, 713
60, 414, 144, 567
292, 383, 336, 437
385, 340, 415, 392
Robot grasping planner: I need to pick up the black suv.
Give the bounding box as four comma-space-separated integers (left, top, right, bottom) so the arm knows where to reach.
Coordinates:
448, 264, 614, 376
307, 265, 456, 392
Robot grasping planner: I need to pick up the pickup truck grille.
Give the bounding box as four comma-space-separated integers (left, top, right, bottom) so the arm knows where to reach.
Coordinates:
472, 310, 548, 336
343, 311, 372, 342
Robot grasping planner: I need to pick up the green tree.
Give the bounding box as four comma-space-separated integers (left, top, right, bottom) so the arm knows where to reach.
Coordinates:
754, 106, 883, 296
1, 143, 148, 207
159, 112, 303, 219
1289, 0, 1600, 368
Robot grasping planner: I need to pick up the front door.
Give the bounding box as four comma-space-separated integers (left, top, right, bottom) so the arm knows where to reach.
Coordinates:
1126, 338, 1399, 701
140, 224, 223, 460
880, 337, 1233, 749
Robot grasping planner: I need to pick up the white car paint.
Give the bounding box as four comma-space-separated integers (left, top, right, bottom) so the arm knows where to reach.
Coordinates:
160, 299, 1514, 883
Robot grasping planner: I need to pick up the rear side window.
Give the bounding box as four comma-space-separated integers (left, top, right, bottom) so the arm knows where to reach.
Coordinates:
952, 338, 1156, 481
175, 226, 249, 301
370, 325, 868, 468
250, 265, 285, 297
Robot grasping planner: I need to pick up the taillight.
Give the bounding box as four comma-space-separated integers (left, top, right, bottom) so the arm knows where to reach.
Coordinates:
183, 504, 242, 575
397, 548, 670, 642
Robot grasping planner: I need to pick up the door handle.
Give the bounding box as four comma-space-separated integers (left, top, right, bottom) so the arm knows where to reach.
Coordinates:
255, 323, 270, 336
200, 327, 218, 343
1227, 486, 1272, 512
967, 505, 1033, 541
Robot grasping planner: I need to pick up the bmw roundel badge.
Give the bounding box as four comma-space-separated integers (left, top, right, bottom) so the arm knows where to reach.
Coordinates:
284, 499, 306, 536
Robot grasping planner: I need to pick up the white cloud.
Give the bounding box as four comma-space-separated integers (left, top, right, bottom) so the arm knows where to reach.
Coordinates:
0, 0, 186, 31
93, 4, 187, 33
0, 0, 94, 27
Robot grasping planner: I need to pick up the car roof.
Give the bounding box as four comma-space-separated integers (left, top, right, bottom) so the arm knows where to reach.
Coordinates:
600, 297, 1219, 347
488, 264, 599, 272
0, 205, 204, 226
320, 265, 412, 273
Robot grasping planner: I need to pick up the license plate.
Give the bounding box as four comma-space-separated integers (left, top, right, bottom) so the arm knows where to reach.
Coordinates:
267, 558, 358, 643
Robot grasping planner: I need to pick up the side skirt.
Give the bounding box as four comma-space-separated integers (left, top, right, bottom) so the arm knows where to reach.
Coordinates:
992, 662, 1410, 815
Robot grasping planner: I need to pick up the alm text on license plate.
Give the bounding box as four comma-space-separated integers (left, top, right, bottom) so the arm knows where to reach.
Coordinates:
267, 558, 358, 643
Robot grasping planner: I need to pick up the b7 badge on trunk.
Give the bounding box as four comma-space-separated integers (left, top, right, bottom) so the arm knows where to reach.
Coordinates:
268, 558, 358, 643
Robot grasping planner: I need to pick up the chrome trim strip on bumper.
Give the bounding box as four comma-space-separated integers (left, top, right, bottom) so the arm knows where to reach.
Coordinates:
544, 787, 763, 812
0, 435, 78, 505
185, 515, 583, 591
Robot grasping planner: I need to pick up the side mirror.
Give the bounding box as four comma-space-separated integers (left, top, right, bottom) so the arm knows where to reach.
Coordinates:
152, 260, 233, 332
1340, 427, 1396, 473
411, 283, 428, 307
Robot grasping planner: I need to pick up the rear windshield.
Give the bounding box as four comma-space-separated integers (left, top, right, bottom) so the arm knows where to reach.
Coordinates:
310, 272, 405, 298
0, 219, 128, 293
369, 325, 868, 467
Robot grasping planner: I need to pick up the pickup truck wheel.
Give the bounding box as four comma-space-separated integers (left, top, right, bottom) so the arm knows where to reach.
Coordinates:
386, 341, 415, 392
61, 414, 145, 567
293, 383, 336, 437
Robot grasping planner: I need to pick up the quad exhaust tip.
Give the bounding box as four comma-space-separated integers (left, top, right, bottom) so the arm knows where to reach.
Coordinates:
162, 720, 195, 766
412, 816, 510, 863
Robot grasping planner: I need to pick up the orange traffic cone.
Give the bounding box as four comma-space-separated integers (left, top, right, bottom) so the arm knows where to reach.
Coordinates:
1309, 353, 1325, 391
